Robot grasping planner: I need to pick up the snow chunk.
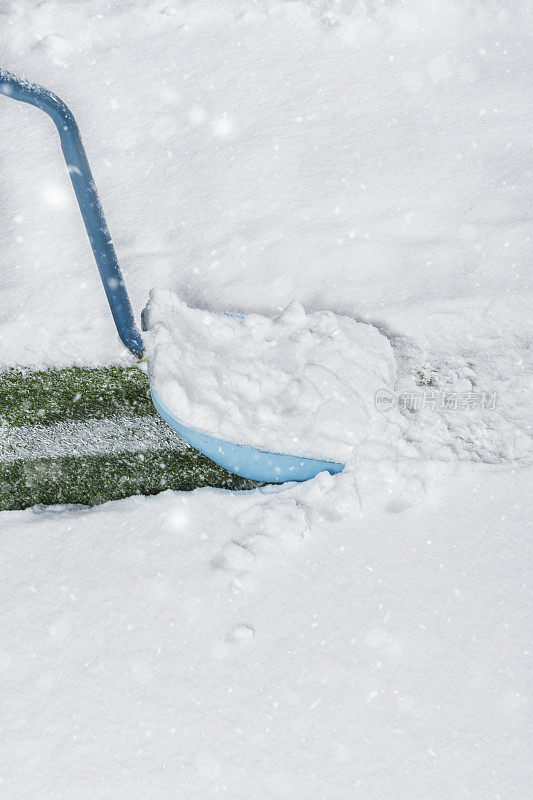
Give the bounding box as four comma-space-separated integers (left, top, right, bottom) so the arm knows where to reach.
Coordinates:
144, 290, 402, 462
227, 624, 255, 643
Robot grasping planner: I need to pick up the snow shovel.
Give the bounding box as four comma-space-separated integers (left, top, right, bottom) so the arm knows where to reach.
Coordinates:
0, 70, 344, 483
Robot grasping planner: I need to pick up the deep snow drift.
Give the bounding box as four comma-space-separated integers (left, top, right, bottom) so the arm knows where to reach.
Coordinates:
145, 290, 403, 461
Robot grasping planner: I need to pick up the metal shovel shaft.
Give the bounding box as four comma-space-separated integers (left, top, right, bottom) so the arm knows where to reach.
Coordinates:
0, 70, 144, 358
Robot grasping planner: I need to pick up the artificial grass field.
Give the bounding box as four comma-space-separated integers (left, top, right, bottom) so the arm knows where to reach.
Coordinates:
0, 366, 257, 510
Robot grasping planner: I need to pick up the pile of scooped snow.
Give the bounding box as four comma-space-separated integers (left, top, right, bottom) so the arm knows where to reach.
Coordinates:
144, 289, 403, 462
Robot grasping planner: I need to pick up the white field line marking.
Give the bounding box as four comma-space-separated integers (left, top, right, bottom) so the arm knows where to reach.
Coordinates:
0, 416, 188, 463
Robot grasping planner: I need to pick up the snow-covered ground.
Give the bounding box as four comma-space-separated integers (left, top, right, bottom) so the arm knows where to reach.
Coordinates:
1, 464, 530, 798
1, 0, 530, 372
1, 1, 531, 797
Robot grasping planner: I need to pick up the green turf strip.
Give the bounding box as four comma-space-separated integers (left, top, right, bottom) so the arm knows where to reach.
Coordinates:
0, 366, 154, 427
0, 448, 255, 510
1, 366, 259, 509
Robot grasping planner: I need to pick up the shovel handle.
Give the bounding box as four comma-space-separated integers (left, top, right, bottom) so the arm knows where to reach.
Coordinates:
0, 70, 144, 358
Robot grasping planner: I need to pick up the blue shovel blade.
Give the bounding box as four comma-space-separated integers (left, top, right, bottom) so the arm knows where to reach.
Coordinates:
149, 384, 344, 484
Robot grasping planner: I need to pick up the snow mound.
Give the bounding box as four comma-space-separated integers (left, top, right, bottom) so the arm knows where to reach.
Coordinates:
144, 289, 403, 462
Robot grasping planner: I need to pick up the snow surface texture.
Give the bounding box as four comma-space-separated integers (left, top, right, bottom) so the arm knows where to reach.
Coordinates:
1, 0, 530, 466
145, 290, 404, 461
0, 1, 530, 375
0, 1, 531, 797
1, 464, 530, 799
